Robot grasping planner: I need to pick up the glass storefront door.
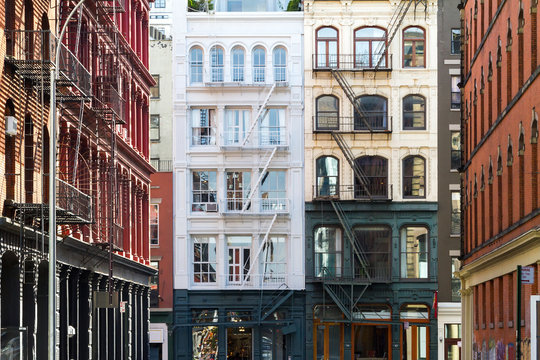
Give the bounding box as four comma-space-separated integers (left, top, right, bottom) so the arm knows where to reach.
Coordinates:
227, 327, 252, 359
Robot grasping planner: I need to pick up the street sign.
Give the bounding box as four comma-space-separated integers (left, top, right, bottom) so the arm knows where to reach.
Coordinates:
521, 266, 535, 284
120, 301, 127, 313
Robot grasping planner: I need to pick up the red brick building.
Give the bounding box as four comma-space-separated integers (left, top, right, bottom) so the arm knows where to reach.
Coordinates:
458, 0, 540, 358
0, 0, 155, 357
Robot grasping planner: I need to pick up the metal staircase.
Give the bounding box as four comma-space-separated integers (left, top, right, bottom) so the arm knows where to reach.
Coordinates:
330, 70, 372, 131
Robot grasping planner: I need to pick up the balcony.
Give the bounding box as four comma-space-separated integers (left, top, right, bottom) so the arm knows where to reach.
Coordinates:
313, 184, 392, 201
221, 198, 289, 215
94, 85, 125, 124
313, 116, 392, 133
150, 159, 173, 172
55, 178, 93, 224
314, 265, 390, 283
95, 0, 126, 13
221, 130, 289, 149
312, 54, 393, 72
219, 274, 288, 289
4, 30, 92, 98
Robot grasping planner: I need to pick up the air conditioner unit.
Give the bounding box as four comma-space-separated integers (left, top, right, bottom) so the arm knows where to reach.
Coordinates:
5, 116, 17, 136
206, 203, 218, 212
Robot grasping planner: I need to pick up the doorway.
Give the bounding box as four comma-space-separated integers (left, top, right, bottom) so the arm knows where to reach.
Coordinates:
227, 327, 252, 359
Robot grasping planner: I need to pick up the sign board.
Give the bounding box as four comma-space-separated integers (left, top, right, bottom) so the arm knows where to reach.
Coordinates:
119, 301, 127, 313
521, 266, 535, 284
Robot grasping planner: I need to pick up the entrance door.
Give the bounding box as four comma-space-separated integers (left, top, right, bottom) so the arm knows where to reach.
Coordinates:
444, 339, 461, 360
227, 327, 252, 359
315, 323, 343, 360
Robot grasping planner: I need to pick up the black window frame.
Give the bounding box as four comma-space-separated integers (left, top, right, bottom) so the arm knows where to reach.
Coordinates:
354, 156, 389, 199
354, 95, 388, 131
315, 95, 339, 131
402, 94, 426, 130
451, 28, 461, 55
402, 155, 426, 198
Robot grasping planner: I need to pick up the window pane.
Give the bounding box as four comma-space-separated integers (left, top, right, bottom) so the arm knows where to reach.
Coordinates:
232, 47, 245, 82
404, 27, 425, 39
451, 29, 461, 54
403, 156, 425, 197
193, 237, 217, 283
317, 27, 338, 38
354, 156, 388, 198
400, 227, 428, 278
451, 131, 461, 169
314, 227, 342, 277
355, 27, 386, 38
451, 191, 461, 235
191, 109, 216, 145
353, 226, 391, 281
190, 48, 203, 83
355, 96, 388, 130
150, 75, 159, 98
316, 96, 339, 130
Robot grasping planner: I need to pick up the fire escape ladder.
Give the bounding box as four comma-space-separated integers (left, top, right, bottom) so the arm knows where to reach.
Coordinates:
71, 99, 85, 183
323, 283, 354, 321
240, 213, 278, 289
331, 133, 371, 199
330, 200, 371, 281
330, 69, 372, 131
241, 147, 277, 212
259, 288, 293, 322
375, 0, 428, 68
242, 83, 276, 146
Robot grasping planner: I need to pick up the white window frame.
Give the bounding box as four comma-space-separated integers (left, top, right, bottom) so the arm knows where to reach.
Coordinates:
260, 170, 287, 212
150, 204, 159, 245
261, 235, 287, 284
259, 108, 286, 146
192, 236, 218, 284
210, 46, 224, 82
231, 47, 245, 82
191, 108, 216, 146
192, 171, 218, 212
273, 47, 287, 82
190, 47, 203, 84
252, 47, 266, 83
224, 109, 250, 145
225, 171, 251, 211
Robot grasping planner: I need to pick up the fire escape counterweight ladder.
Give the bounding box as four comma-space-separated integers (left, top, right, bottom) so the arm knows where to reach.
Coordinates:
242, 83, 276, 146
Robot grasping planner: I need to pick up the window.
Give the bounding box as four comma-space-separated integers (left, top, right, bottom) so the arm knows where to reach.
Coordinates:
154, 0, 165, 8
226, 171, 251, 211
354, 156, 388, 199
192, 171, 217, 212
354, 95, 388, 130
451, 76, 461, 109
403, 156, 426, 198
451, 29, 461, 54
224, 109, 250, 145
193, 236, 217, 283
150, 204, 159, 245
315, 95, 339, 130
314, 227, 342, 278
273, 46, 287, 82
403, 26, 425, 68
354, 27, 387, 68
260, 171, 286, 211
403, 95, 426, 130
451, 131, 461, 170
231, 47, 245, 82
150, 75, 160, 98
253, 47, 266, 83
189, 47, 203, 84
315, 156, 339, 197
400, 226, 429, 278
192, 310, 218, 359
316, 27, 338, 68
150, 261, 159, 307
400, 305, 429, 360
150, 115, 160, 141
210, 46, 224, 82
191, 109, 216, 145
451, 259, 461, 302
261, 236, 286, 283
353, 226, 392, 281
227, 236, 251, 284
260, 108, 285, 145
451, 191, 461, 235
227, 0, 266, 11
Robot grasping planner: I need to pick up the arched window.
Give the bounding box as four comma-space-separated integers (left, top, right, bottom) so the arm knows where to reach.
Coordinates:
315, 156, 339, 198
400, 227, 429, 278
354, 95, 388, 131
273, 46, 287, 82
315, 95, 339, 131
231, 46, 245, 82
403, 26, 425, 68
252, 47, 266, 83
403, 95, 426, 130
314, 226, 342, 278
189, 47, 203, 84
354, 26, 387, 68
316, 27, 338, 68
354, 156, 388, 199
353, 225, 392, 281
403, 155, 426, 198
210, 45, 224, 82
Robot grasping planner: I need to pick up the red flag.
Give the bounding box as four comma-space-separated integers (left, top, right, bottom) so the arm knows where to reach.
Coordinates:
433, 291, 438, 318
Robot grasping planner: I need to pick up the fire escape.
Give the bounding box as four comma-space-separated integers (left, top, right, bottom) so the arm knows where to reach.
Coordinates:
3, 0, 127, 296
312, 0, 427, 321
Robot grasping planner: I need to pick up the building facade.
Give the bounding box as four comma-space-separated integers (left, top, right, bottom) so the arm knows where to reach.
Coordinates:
149, 22, 174, 360
436, 0, 463, 358
172, 0, 305, 358
1, 0, 155, 357
303, 0, 439, 359
458, 0, 540, 358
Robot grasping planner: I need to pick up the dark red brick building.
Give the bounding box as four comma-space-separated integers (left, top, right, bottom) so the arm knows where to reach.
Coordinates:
458, 0, 540, 358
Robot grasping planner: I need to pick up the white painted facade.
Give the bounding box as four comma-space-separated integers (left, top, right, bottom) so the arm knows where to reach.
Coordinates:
303, 0, 439, 204
172, 0, 304, 291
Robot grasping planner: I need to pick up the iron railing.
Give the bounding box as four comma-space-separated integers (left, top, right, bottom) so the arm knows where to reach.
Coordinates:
221, 198, 289, 214
95, 85, 125, 123
313, 184, 393, 201
313, 54, 393, 71
221, 130, 288, 147
150, 159, 173, 172
313, 116, 392, 133
56, 178, 93, 223
220, 274, 288, 288
314, 265, 390, 282
4, 30, 92, 97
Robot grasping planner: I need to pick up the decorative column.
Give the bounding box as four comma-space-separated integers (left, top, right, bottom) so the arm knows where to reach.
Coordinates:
22, 260, 38, 360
